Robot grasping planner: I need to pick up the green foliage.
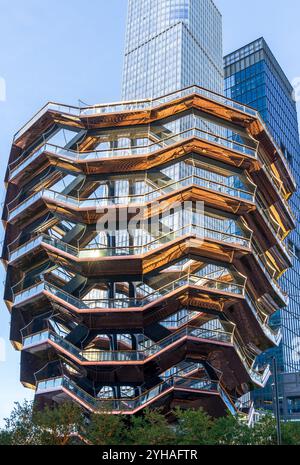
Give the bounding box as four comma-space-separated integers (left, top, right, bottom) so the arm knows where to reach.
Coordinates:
87, 413, 127, 445
210, 414, 248, 445
0, 429, 13, 445
4, 400, 41, 445
282, 421, 300, 445
33, 401, 85, 445
174, 407, 215, 445
126, 409, 176, 445
2, 398, 300, 445
246, 414, 277, 445
3, 400, 85, 445
212, 414, 277, 446
173, 409, 277, 446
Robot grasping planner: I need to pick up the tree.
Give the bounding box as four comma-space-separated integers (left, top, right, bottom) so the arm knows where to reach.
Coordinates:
127, 409, 176, 445
2, 398, 300, 446
247, 414, 277, 445
0, 429, 13, 445
174, 408, 216, 445
87, 412, 127, 445
34, 401, 85, 445
211, 414, 277, 445
173, 410, 278, 446
4, 400, 41, 445
282, 421, 300, 445
3, 400, 86, 445
211, 414, 248, 445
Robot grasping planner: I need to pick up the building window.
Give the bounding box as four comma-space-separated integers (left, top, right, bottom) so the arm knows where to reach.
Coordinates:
287, 397, 300, 414
286, 150, 293, 166
170, 2, 189, 20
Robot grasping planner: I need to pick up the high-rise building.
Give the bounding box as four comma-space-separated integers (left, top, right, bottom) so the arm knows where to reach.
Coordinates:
224, 37, 300, 420
122, 0, 223, 100
1, 86, 295, 417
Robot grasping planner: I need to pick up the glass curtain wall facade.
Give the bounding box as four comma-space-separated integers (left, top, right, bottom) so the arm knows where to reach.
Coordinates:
122, 0, 223, 100
224, 37, 300, 415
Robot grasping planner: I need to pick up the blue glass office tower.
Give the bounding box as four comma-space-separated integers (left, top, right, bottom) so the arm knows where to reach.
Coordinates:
224, 38, 300, 418
122, 0, 223, 100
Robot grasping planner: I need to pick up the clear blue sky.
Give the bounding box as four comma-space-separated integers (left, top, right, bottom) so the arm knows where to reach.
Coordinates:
0, 0, 300, 425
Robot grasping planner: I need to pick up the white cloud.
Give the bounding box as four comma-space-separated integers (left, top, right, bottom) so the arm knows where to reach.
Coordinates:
292, 77, 300, 103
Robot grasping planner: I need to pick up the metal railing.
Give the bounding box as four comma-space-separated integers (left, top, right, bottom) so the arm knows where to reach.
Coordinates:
9, 126, 257, 180
12, 83, 294, 191
7, 177, 290, 266
14, 85, 258, 142
261, 165, 295, 221
14, 273, 245, 309
36, 374, 234, 413
9, 224, 251, 263
245, 294, 282, 346
23, 325, 233, 363
160, 310, 201, 328
8, 225, 288, 310
18, 277, 273, 386
252, 244, 288, 305
256, 198, 292, 259
7, 171, 255, 222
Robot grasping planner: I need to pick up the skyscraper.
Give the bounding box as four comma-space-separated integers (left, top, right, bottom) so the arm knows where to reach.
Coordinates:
122, 0, 223, 100
224, 37, 300, 419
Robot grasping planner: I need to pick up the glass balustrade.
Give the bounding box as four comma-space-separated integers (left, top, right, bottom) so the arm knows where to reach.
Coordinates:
9, 223, 251, 263
9, 236, 44, 262
17, 273, 275, 383
37, 376, 64, 393
256, 199, 290, 253
12, 84, 293, 190
9, 225, 288, 311
219, 388, 238, 416
253, 200, 291, 259
233, 338, 271, 386
14, 273, 245, 309
244, 294, 282, 346
8, 173, 255, 221
8, 178, 288, 270
8, 168, 289, 263
161, 362, 203, 379
23, 312, 268, 386
14, 282, 45, 307
261, 165, 295, 221
9, 127, 257, 182
252, 245, 288, 305
20, 281, 269, 386
9, 234, 77, 262
30, 331, 268, 388
8, 191, 43, 221
23, 330, 49, 347
36, 374, 232, 413
14, 85, 258, 143
256, 117, 295, 187
23, 325, 233, 363
19, 277, 281, 361
160, 310, 200, 328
